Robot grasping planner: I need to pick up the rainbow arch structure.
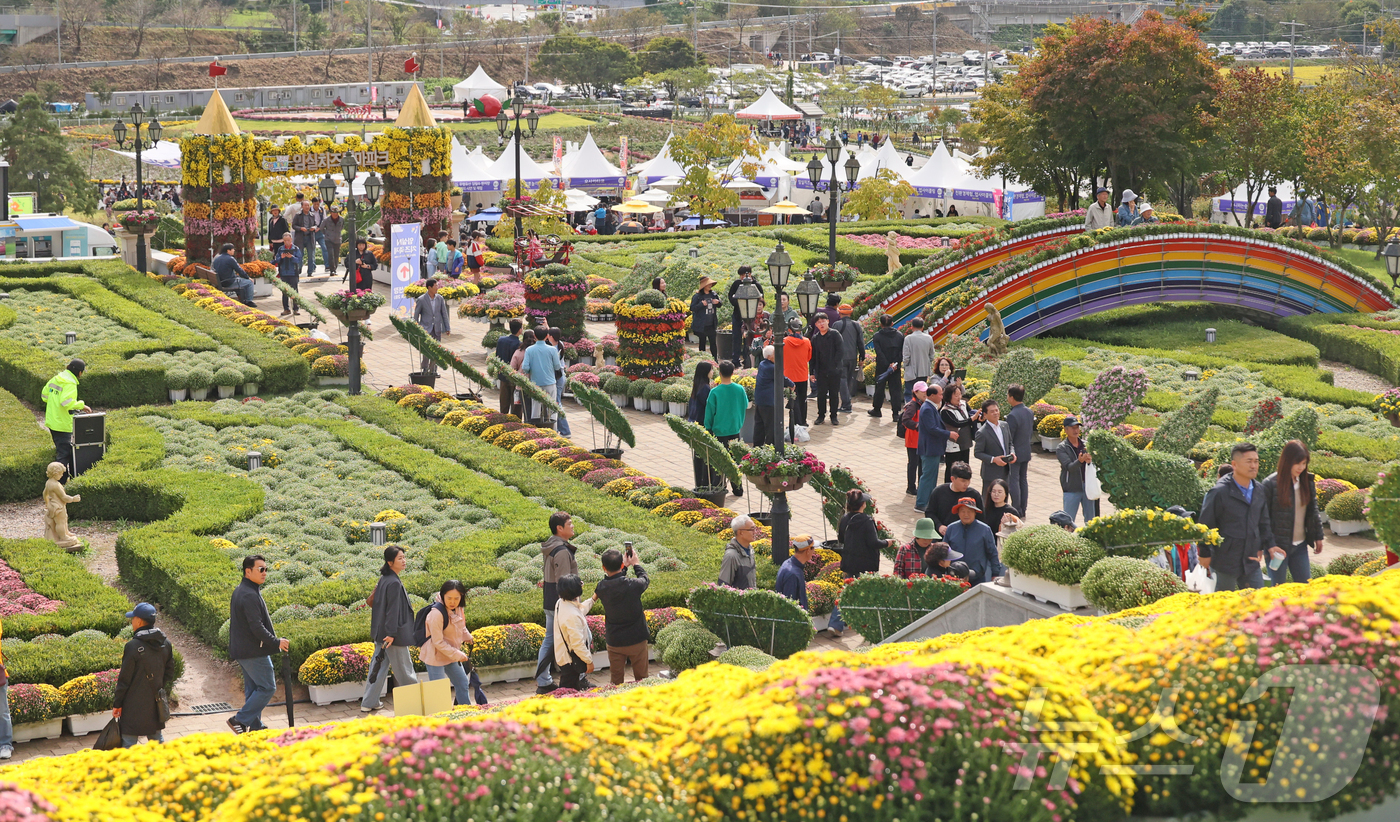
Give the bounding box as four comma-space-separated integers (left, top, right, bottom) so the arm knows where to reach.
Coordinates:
875, 230, 1396, 343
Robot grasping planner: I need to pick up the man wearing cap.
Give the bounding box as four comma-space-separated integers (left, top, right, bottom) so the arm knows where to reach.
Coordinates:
915, 382, 958, 512
42, 359, 89, 482
922, 542, 969, 580
893, 518, 939, 578
1056, 415, 1097, 525
1049, 510, 1077, 532
1085, 188, 1114, 230
113, 602, 176, 747
690, 277, 722, 356
944, 497, 1002, 584
1116, 189, 1139, 227
775, 535, 814, 608
833, 303, 865, 414
322, 205, 344, 278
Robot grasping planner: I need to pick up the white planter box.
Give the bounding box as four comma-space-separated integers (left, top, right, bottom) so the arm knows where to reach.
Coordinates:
1329, 519, 1371, 536
668, 401, 687, 417
217, 385, 237, 399
580, 355, 596, 366
316, 376, 351, 386
610, 394, 629, 408
12, 718, 63, 743
252, 279, 275, 298
811, 613, 831, 632
168, 388, 187, 402
308, 679, 380, 706
243, 383, 259, 396
474, 660, 540, 686
866, 385, 875, 397
605, 356, 618, 366
65, 710, 112, 736
1008, 569, 1090, 611
632, 396, 648, 411
1040, 435, 1062, 452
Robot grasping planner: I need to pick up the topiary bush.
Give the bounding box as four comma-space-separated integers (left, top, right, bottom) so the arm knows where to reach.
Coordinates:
1150, 387, 1218, 456
989, 348, 1061, 407
661, 624, 721, 673
1080, 366, 1148, 432
1325, 550, 1383, 577
835, 573, 969, 643
686, 584, 814, 659
1001, 524, 1105, 586
1080, 557, 1189, 613
1086, 430, 1210, 512
1326, 489, 1368, 522
716, 645, 777, 671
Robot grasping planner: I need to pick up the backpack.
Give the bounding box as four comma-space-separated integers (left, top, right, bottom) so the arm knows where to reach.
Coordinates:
835, 318, 861, 361
899, 398, 921, 430
412, 601, 448, 647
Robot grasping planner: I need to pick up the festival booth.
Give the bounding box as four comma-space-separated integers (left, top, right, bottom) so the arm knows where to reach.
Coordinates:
558, 133, 625, 193
904, 141, 1043, 220
452, 140, 502, 196
483, 135, 558, 189
858, 140, 915, 183
635, 135, 687, 186
1212, 180, 1297, 225
734, 88, 803, 134
452, 66, 509, 105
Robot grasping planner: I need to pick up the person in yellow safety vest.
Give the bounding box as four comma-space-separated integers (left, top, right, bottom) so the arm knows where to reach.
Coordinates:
42, 359, 88, 481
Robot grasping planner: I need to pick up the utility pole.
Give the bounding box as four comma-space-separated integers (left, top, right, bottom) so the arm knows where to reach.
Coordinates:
366, 0, 373, 111
1281, 20, 1302, 79
931, 3, 937, 62
293, 0, 298, 53
692, 2, 698, 52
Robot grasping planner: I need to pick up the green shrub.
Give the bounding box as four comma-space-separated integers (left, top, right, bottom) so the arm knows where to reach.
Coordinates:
834, 573, 969, 644
627, 378, 652, 398
1086, 430, 1210, 512
1150, 387, 1218, 456
213, 366, 244, 388
716, 645, 776, 671
655, 618, 708, 657
1326, 489, 1368, 522
164, 369, 189, 391
1213, 407, 1319, 470
1001, 524, 1105, 586
0, 538, 131, 639
1080, 557, 1189, 613
661, 384, 691, 404
1277, 314, 1400, 387
603, 374, 632, 395
0, 388, 52, 502
1325, 550, 1384, 576
1308, 455, 1383, 489
661, 624, 720, 673
989, 349, 1061, 407
687, 584, 813, 659
643, 381, 665, 401
184, 367, 212, 392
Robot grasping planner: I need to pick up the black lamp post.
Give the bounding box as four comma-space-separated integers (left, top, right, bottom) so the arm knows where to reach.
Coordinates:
764, 241, 795, 563
805, 138, 861, 267
496, 93, 540, 241
332, 159, 380, 396
112, 103, 163, 273
26, 170, 49, 212
1386, 238, 1400, 288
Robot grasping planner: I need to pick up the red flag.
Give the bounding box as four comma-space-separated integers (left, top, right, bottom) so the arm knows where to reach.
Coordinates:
209, 61, 228, 77
403, 53, 421, 74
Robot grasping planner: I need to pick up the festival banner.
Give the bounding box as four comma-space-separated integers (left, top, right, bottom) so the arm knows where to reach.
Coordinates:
390, 222, 421, 319
553, 136, 563, 178
620, 135, 629, 176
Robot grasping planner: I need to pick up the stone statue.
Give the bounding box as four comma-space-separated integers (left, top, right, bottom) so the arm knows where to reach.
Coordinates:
43, 462, 82, 552
984, 303, 1010, 358
885, 231, 901, 276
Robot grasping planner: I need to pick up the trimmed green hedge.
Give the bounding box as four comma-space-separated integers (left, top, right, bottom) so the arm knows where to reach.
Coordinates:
0, 261, 306, 407
0, 539, 132, 639
5, 634, 184, 689
0, 387, 51, 502
1277, 314, 1400, 387
74, 397, 724, 671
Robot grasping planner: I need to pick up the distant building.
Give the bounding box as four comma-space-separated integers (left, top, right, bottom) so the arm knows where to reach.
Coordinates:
84, 82, 428, 113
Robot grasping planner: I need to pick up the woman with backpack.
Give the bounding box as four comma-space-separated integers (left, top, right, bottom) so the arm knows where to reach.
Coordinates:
899, 382, 927, 496
552, 574, 595, 691
418, 579, 487, 706
360, 546, 420, 713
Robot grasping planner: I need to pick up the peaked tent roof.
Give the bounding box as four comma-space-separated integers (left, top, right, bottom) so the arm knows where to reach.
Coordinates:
394, 84, 438, 129
734, 88, 802, 120
859, 139, 914, 182
453, 66, 509, 104
194, 90, 240, 136
636, 134, 688, 182
483, 135, 558, 182
452, 140, 500, 190
559, 132, 625, 187
761, 142, 809, 172
907, 140, 969, 196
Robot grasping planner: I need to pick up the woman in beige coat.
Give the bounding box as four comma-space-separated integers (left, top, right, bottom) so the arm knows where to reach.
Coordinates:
551, 574, 594, 691
421, 580, 486, 705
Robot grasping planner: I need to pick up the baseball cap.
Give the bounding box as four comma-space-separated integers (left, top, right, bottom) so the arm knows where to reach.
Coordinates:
1049, 510, 1076, 528
912, 380, 928, 394
125, 602, 158, 622
1063, 416, 1080, 427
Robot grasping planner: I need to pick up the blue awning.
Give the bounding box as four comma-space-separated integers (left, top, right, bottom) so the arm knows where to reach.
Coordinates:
15, 216, 81, 231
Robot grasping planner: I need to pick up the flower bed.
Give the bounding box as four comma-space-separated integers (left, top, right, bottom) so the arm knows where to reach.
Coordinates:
1077, 508, 1221, 560
614, 290, 687, 380
834, 572, 970, 643
1080, 556, 1188, 612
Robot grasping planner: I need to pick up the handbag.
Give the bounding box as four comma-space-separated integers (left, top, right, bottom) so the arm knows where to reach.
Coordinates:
1083, 463, 1102, 500
94, 718, 123, 751
155, 687, 171, 725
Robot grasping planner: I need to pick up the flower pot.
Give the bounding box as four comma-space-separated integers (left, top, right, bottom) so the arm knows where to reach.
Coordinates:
243, 383, 259, 396
811, 613, 831, 632
450, 192, 463, 211
818, 279, 847, 293
865, 385, 875, 397
752, 511, 773, 527
168, 388, 187, 402
668, 401, 688, 417
65, 710, 113, 736
12, 717, 63, 743
188, 387, 210, 401
409, 371, 437, 388
591, 448, 625, 460
740, 404, 756, 444
747, 474, 809, 494
820, 539, 843, 554
252, 279, 275, 299
633, 396, 649, 411
697, 487, 729, 507
472, 660, 542, 686
580, 355, 596, 366
1040, 435, 1062, 452
315, 375, 351, 386
1329, 519, 1371, 536
610, 394, 629, 408
649, 398, 666, 414
1388, 411, 1400, 428
308, 679, 378, 706
217, 385, 237, 399
1007, 569, 1090, 611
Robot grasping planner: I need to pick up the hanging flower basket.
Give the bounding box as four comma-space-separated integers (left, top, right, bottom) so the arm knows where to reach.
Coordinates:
119, 210, 160, 233
808, 262, 859, 293
738, 446, 824, 495
750, 474, 809, 494
316, 289, 385, 325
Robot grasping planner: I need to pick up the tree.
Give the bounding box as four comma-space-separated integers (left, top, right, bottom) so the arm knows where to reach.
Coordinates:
52, 0, 105, 59
304, 13, 330, 51
970, 80, 1086, 211
534, 34, 638, 97
1213, 67, 1301, 226
491, 178, 571, 239
845, 169, 915, 221
650, 65, 711, 103
1018, 12, 1220, 199
637, 36, 703, 75
607, 8, 665, 50
117, 0, 171, 58
728, 3, 757, 50
669, 114, 760, 225
0, 95, 96, 214
1295, 78, 1368, 248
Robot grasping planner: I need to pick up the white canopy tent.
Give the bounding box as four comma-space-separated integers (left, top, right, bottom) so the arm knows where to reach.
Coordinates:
1212, 180, 1297, 224
564, 189, 601, 211
452, 140, 502, 193
637, 135, 688, 184
734, 88, 803, 121
858, 140, 915, 182
453, 66, 509, 104
109, 139, 183, 169
483, 135, 558, 187
559, 132, 625, 190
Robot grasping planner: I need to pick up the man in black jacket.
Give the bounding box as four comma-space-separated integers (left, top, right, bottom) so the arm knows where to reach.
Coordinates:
809, 314, 845, 426
1264, 187, 1284, 230
113, 602, 176, 747
228, 555, 288, 734
867, 314, 903, 418
494, 319, 524, 414
594, 546, 650, 685
211, 243, 256, 306
1198, 443, 1275, 591
727, 266, 762, 367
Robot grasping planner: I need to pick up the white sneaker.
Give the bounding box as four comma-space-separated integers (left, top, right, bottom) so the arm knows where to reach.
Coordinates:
360, 705, 377, 713
0, 745, 12, 759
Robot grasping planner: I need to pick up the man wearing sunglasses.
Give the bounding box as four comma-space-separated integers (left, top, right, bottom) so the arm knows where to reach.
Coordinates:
227, 556, 288, 734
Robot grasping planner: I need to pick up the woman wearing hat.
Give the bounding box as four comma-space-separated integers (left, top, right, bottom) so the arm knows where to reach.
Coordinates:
828, 490, 896, 637
894, 517, 940, 579
922, 542, 969, 580
690, 277, 722, 356
1116, 190, 1139, 227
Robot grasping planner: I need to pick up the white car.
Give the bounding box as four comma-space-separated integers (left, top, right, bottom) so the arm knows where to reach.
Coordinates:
963, 50, 982, 65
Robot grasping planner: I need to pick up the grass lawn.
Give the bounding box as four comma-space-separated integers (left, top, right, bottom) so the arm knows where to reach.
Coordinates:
161, 112, 595, 137
222, 9, 276, 27
1331, 247, 1395, 290
1047, 303, 1320, 365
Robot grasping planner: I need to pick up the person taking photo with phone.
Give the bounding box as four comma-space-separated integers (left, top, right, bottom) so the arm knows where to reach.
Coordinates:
594, 543, 650, 685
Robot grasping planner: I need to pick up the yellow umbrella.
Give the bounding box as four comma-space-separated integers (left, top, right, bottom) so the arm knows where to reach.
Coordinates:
760, 199, 805, 214
613, 199, 663, 214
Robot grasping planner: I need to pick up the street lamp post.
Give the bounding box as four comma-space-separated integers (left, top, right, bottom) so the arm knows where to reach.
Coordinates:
1385, 238, 1400, 287
495, 95, 541, 240
112, 103, 163, 273
806, 137, 860, 266
26, 170, 49, 212
327, 162, 380, 396
763, 241, 794, 563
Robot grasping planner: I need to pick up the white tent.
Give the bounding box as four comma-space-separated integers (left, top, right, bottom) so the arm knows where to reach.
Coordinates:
559, 132, 625, 190
564, 189, 601, 211
109, 139, 182, 169
452, 140, 501, 193
453, 66, 509, 104
794, 143, 855, 190
637, 135, 688, 184
483, 135, 558, 186
907, 141, 969, 198
761, 141, 809, 172
1212, 180, 1297, 224
859, 140, 915, 182
734, 88, 802, 121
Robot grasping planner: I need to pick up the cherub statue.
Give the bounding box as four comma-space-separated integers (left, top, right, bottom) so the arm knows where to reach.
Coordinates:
43, 462, 82, 552
885, 231, 901, 276
984, 303, 1010, 358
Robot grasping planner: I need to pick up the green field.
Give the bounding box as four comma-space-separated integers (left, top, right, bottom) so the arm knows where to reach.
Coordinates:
1047, 303, 1320, 365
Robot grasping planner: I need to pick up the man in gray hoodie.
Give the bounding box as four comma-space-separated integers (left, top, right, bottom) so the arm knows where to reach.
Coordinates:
535, 512, 581, 693
901, 317, 934, 402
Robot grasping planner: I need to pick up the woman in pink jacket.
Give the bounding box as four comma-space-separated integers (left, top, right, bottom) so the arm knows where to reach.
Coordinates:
422, 580, 487, 705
